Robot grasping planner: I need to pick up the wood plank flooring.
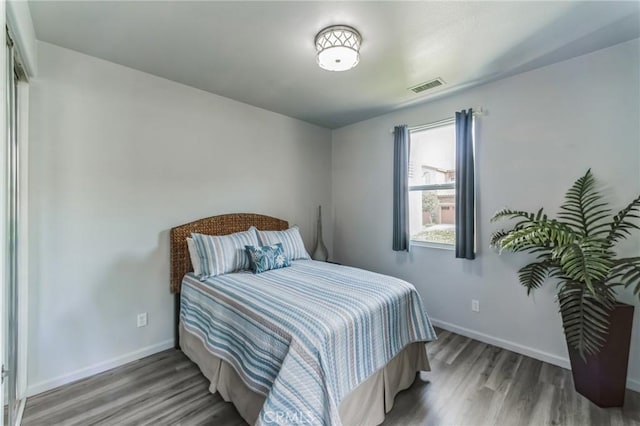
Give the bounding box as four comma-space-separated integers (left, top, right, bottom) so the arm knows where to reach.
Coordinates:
22, 329, 640, 425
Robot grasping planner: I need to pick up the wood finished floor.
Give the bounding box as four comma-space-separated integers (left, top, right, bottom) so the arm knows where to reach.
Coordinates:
22, 329, 640, 426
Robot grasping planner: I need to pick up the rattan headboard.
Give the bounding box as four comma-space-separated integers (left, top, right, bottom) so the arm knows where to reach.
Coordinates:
170, 213, 289, 293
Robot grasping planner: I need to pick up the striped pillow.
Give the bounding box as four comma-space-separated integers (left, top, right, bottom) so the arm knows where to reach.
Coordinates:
256, 226, 310, 261
186, 237, 202, 276
191, 228, 259, 279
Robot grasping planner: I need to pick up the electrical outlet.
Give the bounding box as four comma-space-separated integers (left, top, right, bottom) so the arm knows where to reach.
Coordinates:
137, 312, 148, 327
471, 300, 480, 312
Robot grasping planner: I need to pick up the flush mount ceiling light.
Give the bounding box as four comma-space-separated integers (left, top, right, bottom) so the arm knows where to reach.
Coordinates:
315, 25, 362, 72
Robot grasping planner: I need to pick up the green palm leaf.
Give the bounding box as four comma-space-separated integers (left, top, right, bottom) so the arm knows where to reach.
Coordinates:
496, 220, 576, 253
558, 169, 611, 237
609, 257, 640, 297
518, 260, 556, 295
608, 195, 640, 243
491, 208, 546, 226
490, 229, 510, 248
552, 238, 614, 293
559, 285, 614, 359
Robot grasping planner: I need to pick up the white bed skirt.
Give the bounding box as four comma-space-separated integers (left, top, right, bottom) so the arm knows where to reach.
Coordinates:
180, 323, 430, 426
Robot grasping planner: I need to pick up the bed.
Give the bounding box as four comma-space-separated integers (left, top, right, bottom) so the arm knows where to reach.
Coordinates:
170, 213, 436, 426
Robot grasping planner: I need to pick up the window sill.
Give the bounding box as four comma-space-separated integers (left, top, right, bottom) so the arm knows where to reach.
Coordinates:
410, 240, 455, 251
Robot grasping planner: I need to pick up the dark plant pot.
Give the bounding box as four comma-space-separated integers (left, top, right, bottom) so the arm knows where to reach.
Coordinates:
566, 302, 634, 407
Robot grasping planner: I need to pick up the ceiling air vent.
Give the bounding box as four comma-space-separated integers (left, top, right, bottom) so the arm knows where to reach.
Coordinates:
409, 78, 445, 94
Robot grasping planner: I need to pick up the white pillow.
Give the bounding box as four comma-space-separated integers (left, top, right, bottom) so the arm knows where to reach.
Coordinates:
256, 226, 310, 261
190, 228, 260, 279
186, 237, 202, 276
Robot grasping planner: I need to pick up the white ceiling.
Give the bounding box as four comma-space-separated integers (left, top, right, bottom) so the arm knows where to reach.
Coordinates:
29, 1, 640, 129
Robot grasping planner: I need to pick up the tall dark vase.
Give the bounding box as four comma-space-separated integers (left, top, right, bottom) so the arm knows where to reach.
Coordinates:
566, 303, 634, 407
312, 205, 328, 261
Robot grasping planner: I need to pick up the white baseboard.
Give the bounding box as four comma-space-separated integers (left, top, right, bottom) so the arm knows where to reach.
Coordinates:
26, 339, 174, 397
430, 318, 640, 393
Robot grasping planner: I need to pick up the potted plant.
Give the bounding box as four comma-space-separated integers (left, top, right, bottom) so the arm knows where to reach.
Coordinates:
490, 169, 639, 407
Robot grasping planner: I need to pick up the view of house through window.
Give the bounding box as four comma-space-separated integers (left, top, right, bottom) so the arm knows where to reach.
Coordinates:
409, 123, 456, 245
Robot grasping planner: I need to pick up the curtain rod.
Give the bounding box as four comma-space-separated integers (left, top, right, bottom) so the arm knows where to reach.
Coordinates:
389, 107, 485, 134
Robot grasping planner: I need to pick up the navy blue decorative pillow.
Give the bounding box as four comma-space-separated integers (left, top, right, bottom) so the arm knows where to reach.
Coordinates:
245, 243, 291, 274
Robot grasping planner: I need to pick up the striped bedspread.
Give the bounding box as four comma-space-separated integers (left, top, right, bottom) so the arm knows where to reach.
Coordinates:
180, 260, 436, 426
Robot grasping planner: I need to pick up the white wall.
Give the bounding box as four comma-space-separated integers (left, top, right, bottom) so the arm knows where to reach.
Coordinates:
27, 42, 332, 394
332, 39, 640, 389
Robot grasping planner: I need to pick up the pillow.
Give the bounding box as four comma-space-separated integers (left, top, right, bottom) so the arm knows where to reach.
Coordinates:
191, 228, 259, 279
256, 226, 310, 260
186, 237, 202, 276
245, 243, 291, 274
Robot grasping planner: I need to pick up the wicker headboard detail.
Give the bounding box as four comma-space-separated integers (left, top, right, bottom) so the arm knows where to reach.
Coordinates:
170, 213, 289, 293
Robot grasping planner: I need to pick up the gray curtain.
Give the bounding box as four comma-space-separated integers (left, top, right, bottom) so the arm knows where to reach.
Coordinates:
455, 109, 475, 259
393, 125, 410, 251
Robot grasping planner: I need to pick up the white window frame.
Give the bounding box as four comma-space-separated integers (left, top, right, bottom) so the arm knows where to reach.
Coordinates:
408, 118, 456, 250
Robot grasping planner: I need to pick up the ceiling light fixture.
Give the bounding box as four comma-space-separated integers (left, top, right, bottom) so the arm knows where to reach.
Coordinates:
315, 25, 362, 72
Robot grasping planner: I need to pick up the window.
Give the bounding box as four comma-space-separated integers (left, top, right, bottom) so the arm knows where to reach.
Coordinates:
408, 122, 456, 246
